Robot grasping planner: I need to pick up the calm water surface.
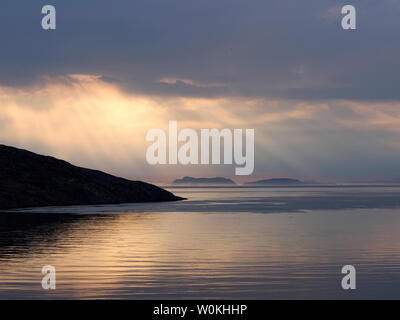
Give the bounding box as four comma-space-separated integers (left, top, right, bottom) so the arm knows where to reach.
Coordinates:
0, 186, 400, 299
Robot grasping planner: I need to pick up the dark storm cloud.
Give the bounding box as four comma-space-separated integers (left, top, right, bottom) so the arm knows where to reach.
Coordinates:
0, 0, 399, 100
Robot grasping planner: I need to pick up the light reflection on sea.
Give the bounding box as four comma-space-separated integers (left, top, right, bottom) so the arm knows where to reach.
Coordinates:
0, 186, 400, 299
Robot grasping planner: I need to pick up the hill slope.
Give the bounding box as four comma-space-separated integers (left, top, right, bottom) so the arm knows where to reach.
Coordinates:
0, 145, 183, 210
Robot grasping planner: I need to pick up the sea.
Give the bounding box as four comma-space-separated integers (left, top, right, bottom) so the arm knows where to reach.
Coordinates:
0, 185, 400, 299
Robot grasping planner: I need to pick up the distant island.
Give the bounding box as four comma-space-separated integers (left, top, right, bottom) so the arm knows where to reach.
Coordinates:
0, 144, 184, 210
173, 176, 236, 185
245, 178, 303, 185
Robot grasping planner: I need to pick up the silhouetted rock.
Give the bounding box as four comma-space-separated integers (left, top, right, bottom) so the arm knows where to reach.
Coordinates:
0, 144, 184, 210
173, 176, 236, 185
245, 178, 302, 185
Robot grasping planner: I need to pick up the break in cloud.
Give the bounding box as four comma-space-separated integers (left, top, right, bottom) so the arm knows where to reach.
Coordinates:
0, 0, 399, 182
1, 75, 400, 182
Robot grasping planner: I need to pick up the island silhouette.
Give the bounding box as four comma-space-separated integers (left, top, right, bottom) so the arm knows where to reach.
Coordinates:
173, 176, 236, 185
245, 178, 303, 185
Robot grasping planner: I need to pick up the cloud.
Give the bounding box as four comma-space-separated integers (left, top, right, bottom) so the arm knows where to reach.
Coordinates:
1, 1, 400, 181
0, 1, 399, 101
1, 75, 400, 182
158, 78, 227, 88
316, 6, 342, 23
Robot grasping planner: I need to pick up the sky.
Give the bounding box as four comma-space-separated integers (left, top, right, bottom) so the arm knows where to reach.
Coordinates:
0, 0, 400, 183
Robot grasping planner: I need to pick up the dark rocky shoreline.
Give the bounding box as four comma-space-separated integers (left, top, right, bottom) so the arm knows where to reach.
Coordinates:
0, 145, 184, 210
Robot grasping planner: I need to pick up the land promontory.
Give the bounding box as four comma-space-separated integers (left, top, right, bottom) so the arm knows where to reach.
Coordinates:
0, 144, 184, 210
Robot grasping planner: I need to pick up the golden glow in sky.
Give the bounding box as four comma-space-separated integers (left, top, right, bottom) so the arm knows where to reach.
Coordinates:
1, 74, 400, 182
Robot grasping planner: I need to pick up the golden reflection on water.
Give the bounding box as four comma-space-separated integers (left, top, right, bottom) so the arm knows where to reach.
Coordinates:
1, 188, 400, 299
